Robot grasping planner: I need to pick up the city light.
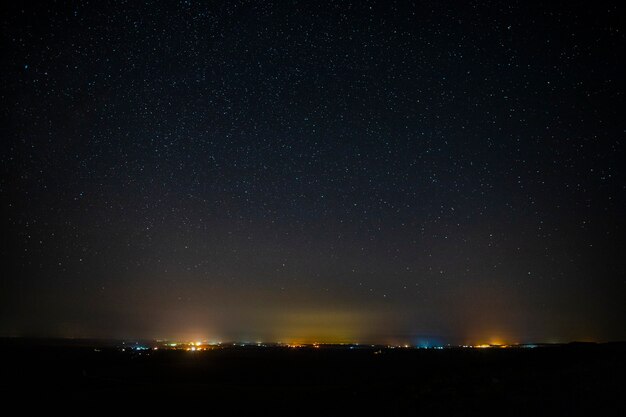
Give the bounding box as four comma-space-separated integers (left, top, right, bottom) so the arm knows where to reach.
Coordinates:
116, 339, 542, 353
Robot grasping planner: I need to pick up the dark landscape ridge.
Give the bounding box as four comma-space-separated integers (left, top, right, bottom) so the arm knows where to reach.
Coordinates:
1, 337, 624, 414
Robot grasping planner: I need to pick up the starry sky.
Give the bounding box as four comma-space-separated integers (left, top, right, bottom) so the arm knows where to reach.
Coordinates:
2, 1, 624, 344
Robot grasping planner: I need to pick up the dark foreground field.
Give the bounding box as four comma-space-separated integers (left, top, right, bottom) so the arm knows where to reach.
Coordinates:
1, 339, 624, 415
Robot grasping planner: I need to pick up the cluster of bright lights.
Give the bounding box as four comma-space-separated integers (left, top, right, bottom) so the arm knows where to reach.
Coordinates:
186, 341, 206, 351
118, 339, 537, 353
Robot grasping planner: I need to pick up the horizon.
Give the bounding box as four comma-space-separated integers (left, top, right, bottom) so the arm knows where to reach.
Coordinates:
1, 335, 619, 347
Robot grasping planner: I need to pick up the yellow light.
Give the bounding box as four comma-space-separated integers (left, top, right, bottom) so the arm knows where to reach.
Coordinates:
191, 346, 196, 351
195, 341, 202, 346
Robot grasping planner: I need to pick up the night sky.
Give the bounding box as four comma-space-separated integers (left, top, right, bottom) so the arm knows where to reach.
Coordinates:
2, 1, 624, 345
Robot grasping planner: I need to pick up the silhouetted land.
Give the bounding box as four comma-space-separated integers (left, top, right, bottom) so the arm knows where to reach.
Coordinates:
1, 338, 624, 415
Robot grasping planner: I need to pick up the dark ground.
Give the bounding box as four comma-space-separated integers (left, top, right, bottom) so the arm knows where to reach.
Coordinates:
0, 339, 624, 415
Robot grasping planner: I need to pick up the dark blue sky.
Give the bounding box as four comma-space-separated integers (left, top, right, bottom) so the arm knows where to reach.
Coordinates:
2, 1, 624, 344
